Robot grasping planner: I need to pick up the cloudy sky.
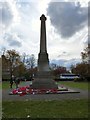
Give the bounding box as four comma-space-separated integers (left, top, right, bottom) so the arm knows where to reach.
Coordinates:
0, 0, 89, 66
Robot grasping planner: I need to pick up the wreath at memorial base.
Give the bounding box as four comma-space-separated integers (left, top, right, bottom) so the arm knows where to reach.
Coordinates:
9, 85, 68, 96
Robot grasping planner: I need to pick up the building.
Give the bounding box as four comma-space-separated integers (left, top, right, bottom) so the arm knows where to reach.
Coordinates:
2, 55, 11, 80
0, 57, 2, 81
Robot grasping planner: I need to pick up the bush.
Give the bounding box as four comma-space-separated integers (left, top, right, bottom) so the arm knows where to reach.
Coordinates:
74, 78, 82, 82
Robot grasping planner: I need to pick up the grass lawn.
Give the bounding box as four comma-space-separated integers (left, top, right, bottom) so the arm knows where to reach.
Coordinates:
57, 81, 89, 90
2, 81, 89, 90
2, 81, 15, 89
2, 81, 27, 89
2, 99, 89, 118
0, 82, 1, 89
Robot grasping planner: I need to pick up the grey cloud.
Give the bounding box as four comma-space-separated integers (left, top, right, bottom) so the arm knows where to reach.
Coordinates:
58, 51, 70, 57
88, 3, 90, 44
47, 2, 88, 38
51, 58, 81, 69
0, 2, 13, 27
4, 33, 22, 47
88, 2, 90, 27
9, 40, 21, 47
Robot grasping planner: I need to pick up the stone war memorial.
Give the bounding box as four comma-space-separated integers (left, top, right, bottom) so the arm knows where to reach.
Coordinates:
9, 14, 79, 95
32, 14, 58, 89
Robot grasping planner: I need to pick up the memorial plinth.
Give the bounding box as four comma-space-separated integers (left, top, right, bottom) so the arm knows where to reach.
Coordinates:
32, 14, 58, 89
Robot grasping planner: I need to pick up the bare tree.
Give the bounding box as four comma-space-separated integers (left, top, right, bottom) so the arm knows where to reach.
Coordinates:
26, 54, 36, 69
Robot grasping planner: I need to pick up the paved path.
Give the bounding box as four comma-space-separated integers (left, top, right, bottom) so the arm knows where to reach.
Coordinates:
2, 81, 88, 101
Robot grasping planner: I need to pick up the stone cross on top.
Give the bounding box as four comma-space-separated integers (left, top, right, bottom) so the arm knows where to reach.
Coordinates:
40, 14, 47, 21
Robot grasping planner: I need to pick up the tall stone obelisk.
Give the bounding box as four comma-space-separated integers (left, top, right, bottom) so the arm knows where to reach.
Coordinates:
32, 14, 58, 89
38, 14, 49, 72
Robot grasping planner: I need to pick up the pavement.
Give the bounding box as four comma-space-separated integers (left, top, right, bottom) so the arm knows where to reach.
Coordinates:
2, 81, 88, 101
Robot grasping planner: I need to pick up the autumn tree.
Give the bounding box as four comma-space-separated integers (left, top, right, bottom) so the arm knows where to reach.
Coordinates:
71, 63, 90, 81
51, 65, 68, 79
5, 49, 21, 80
81, 46, 89, 63
13, 62, 26, 78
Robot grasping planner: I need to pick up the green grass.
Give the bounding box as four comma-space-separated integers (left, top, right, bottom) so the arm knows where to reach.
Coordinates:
57, 81, 89, 90
2, 81, 16, 89
0, 83, 1, 89
2, 99, 89, 118
2, 81, 10, 89
2, 81, 89, 90
2, 81, 26, 89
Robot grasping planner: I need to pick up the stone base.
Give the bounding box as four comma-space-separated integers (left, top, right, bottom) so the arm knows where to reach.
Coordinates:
32, 71, 58, 89
38, 52, 50, 71
35, 71, 53, 78
32, 78, 58, 89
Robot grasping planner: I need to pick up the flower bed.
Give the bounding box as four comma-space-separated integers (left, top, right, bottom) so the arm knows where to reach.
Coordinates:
9, 85, 68, 96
